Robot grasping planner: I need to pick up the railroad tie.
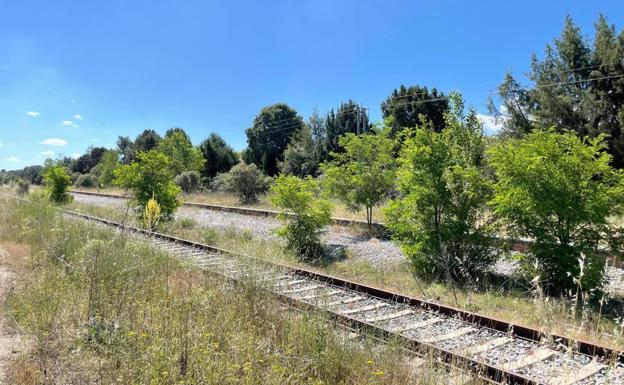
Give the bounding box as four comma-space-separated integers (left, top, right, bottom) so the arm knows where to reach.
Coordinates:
389, 317, 443, 333
324, 296, 365, 307
281, 284, 324, 294
502, 347, 555, 370
420, 327, 475, 344
551, 360, 606, 385
364, 309, 414, 324
296, 289, 343, 301
340, 302, 387, 315
460, 336, 512, 356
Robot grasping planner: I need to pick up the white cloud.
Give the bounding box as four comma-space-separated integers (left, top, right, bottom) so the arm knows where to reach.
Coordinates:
39, 138, 68, 146
26, 111, 40, 118
476, 113, 506, 135
4, 156, 20, 162
0, 140, 3, 147
70, 153, 81, 158
62, 120, 78, 128
74, 114, 83, 120
40, 150, 55, 156
92, 138, 100, 142
70, 98, 76, 103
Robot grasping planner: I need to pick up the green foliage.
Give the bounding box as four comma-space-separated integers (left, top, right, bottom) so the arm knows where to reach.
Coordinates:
488, 129, 624, 292
270, 175, 332, 260
220, 162, 271, 204
493, 15, 624, 167
279, 126, 318, 177
323, 100, 370, 156
16, 179, 30, 195
97, 150, 120, 187
244, 103, 304, 176
42, 164, 73, 203
113, 150, 181, 217
385, 94, 496, 281
381, 84, 449, 136
199, 133, 238, 179
72, 146, 108, 174
157, 131, 205, 176
74, 173, 97, 188
321, 129, 396, 227
175, 170, 202, 193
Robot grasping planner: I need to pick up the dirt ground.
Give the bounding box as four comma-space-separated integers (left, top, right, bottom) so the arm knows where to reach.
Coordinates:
0, 243, 26, 384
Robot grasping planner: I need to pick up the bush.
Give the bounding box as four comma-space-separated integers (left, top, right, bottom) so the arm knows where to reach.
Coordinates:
175, 171, 202, 193
113, 150, 181, 217
42, 164, 73, 204
270, 175, 332, 261
385, 94, 496, 282
221, 163, 271, 204
16, 179, 30, 195
488, 130, 624, 293
75, 173, 97, 187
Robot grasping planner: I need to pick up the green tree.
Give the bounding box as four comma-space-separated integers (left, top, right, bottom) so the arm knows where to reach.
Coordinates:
244, 103, 303, 176
199, 133, 238, 179
220, 162, 270, 204
113, 150, 181, 217
488, 129, 624, 292
381, 84, 449, 136
385, 94, 496, 281
42, 163, 73, 203
270, 175, 332, 261
72, 146, 108, 174
321, 129, 396, 228
493, 15, 624, 167
133, 129, 162, 153
324, 100, 370, 155
96, 150, 120, 187
157, 131, 205, 176
279, 126, 318, 177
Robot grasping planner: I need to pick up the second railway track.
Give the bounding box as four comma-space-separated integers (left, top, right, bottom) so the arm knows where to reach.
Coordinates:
5, 194, 624, 385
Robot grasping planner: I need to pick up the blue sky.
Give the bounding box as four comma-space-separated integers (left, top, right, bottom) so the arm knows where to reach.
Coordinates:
0, 0, 622, 170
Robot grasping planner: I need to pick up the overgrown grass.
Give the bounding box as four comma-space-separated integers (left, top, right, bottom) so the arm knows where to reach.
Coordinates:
63, 197, 624, 351
0, 193, 459, 384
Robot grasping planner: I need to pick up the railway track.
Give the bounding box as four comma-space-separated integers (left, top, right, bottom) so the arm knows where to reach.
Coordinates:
4, 194, 624, 385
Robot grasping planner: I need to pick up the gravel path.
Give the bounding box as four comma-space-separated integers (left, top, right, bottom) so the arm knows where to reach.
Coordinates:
71, 193, 624, 296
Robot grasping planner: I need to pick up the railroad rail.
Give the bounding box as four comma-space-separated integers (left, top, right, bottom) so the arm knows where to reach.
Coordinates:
5, 193, 623, 385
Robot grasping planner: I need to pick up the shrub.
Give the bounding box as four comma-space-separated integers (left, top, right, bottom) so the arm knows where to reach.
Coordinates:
175, 170, 202, 193
270, 175, 332, 261
42, 164, 73, 204
222, 162, 271, 204
385, 94, 496, 282
75, 173, 97, 187
16, 179, 30, 195
143, 196, 161, 230
320, 129, 396, 228
113, 150, 181, 217
488, 130, 624, 293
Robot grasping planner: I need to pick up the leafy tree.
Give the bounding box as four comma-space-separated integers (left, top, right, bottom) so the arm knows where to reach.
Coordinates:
72, 146, 108, 174
324, 100, 370, 155
165, 127, 191, 142
385, 94, 496, 281
113, 150, 181, 217
493, 15, 624, 167
220, 162, 271, 204
175, 171, 202, 193
279, 126, 318, 177
270, 175, 332, 261
199, 133, 238, 179
488, 129, 624, 292
42, 163, 73, 203
245, 103, 303, 176
381, 84, 449, 136
74, 173, 97, 187
117, 136, 134, 164
321, 129, 396, 228
157, 131, 205, 176
133, 129, 162, 153
308, 108, 328, 163
96, 150, 120, 187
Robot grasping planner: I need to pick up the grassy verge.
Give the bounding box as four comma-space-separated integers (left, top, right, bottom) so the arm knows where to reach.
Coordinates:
65, 198, 624, 351
0, 193, 458, 384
